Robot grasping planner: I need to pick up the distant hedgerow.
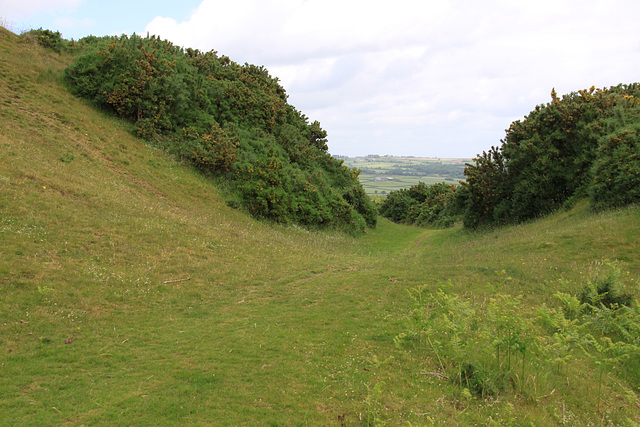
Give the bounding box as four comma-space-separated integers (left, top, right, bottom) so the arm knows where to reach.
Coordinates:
379, 182, 460, 228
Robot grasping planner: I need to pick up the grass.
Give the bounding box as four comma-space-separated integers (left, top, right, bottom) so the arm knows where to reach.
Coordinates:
1, 26, 640, 425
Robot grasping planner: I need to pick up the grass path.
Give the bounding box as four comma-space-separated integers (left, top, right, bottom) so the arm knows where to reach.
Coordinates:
2, 27, 640, 425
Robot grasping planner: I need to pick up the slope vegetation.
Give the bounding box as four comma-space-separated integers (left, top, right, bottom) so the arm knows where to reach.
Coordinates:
380, 83, 640, 230
1, 27, 640, 425
59, 31, 375, 234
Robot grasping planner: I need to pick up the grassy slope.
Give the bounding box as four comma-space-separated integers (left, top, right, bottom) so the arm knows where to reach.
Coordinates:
1, 28, 639, 425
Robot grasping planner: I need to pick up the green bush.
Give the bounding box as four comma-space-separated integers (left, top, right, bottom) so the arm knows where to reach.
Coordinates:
396, 279, 639, 402
175, 125, 239, 173
23, 28, 66, 53
379, 182, 459, 228
591, 124, 640, 210
462, 84, 640, 229
342, 184, 378, 228
378, 188, 416, 223
61, 33, 376, 233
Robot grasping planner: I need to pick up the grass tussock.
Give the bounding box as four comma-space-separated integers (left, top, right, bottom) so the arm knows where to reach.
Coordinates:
1, 26, 639, 425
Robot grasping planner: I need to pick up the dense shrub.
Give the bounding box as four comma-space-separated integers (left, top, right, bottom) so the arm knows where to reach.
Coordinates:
22, 28, 67, 53
174, 125, 239, 173
461, 84, 640, 228
378, 188, 416, 224
459, 147, 510, 229
56, 33, 375, 233
591, 124, 640, 210
379, 182, 459, 228
342, 184, 378, 228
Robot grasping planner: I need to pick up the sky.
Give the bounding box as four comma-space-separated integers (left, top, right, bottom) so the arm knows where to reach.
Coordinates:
2, 0, 640, 158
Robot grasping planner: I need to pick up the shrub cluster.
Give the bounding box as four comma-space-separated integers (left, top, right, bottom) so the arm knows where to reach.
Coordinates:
379, 182, 460, 228
382, 85, 640, 230
22, 28, 66, 53
54, 33, 375, 233
461, 84, 640, 228
21, 28, 84, 54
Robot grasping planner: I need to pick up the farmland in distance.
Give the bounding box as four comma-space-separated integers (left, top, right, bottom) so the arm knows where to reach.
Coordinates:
339, 155, 471, 197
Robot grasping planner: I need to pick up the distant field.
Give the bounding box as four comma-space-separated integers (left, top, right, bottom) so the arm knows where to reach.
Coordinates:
358, 173, 460, 196
341, 155, 470, 196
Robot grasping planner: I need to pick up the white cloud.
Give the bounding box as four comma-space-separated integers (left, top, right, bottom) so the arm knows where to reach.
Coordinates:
146, 0, 451, 64
144, 0, 640, 157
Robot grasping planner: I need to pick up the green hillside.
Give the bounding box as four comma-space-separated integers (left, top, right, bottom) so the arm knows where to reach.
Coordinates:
2, 26, 640, 425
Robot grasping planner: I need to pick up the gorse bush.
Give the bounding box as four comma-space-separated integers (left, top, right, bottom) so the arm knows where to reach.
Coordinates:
379, 182, 460, 228
57, 32, 375, 233
591, 123, 640, 210
380, 84, 640, 230
461, 84, 640, 228
22, 28, 70, 53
